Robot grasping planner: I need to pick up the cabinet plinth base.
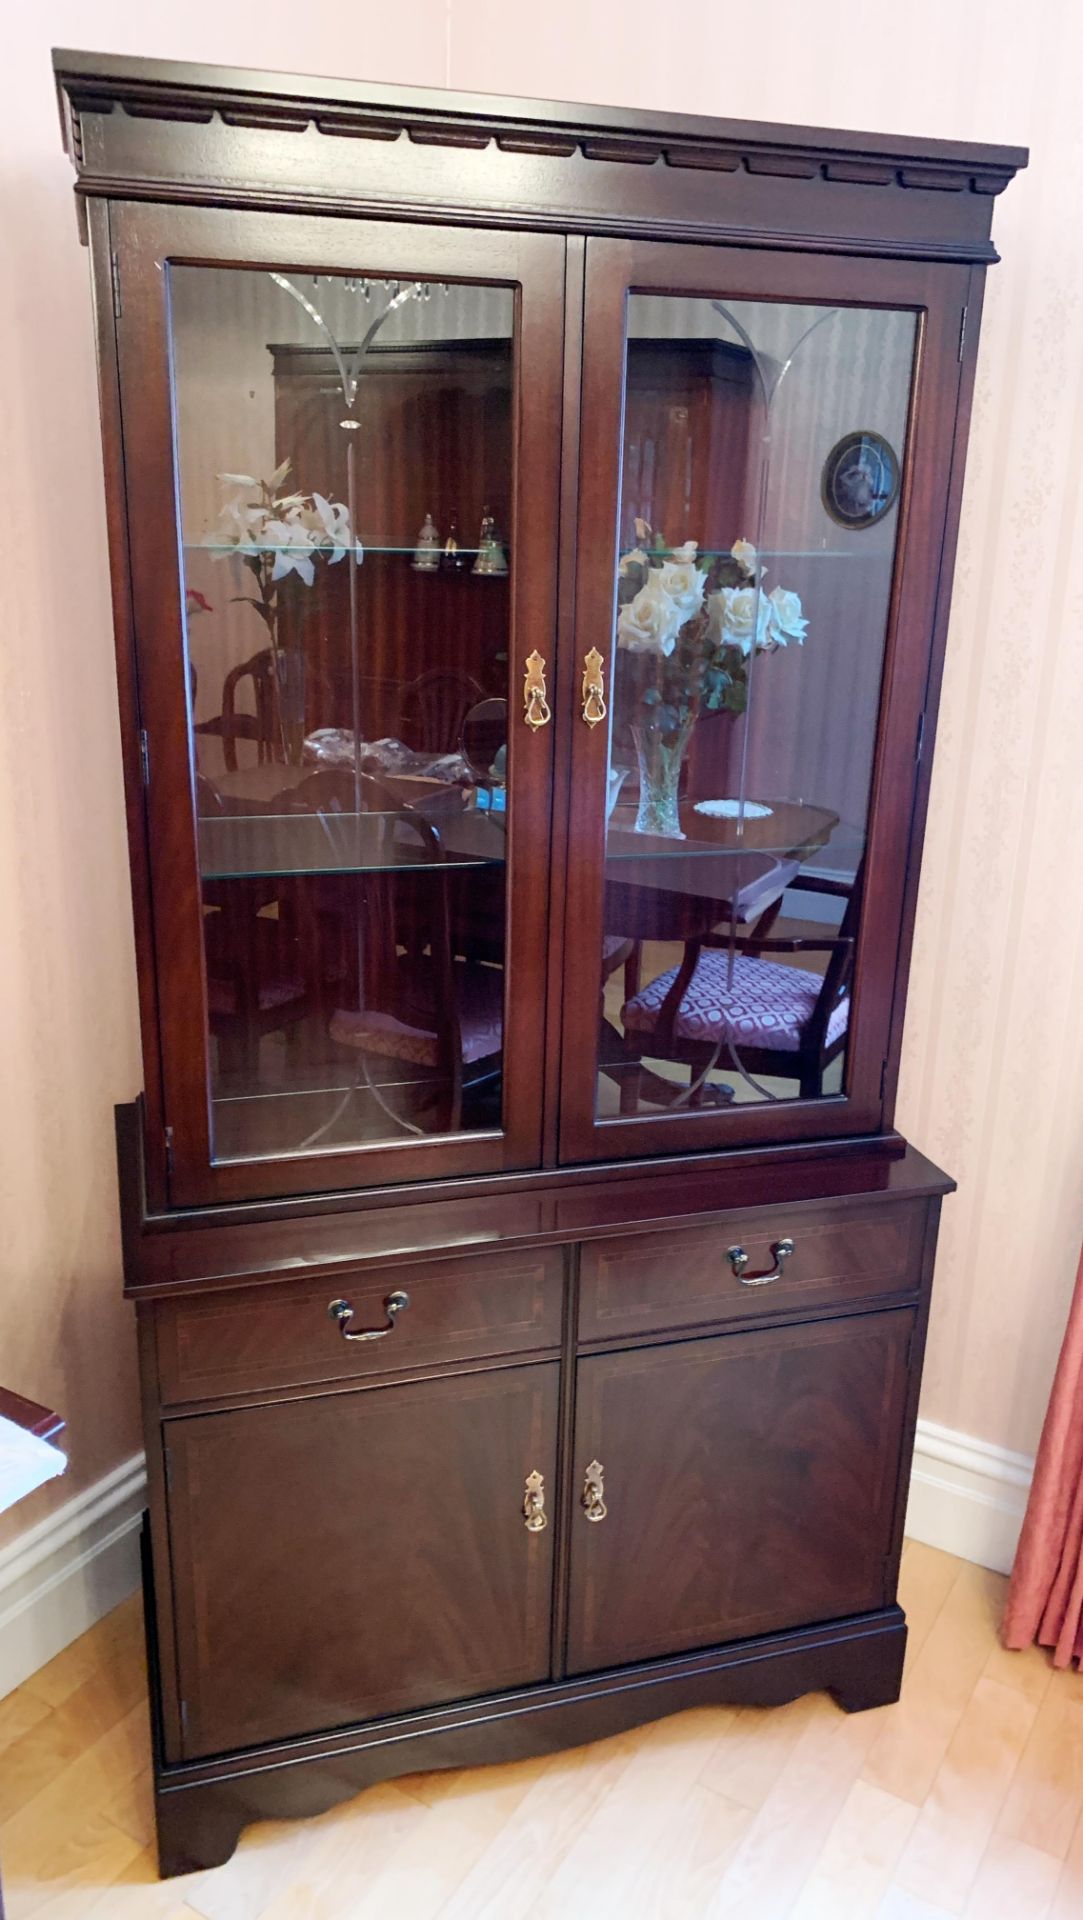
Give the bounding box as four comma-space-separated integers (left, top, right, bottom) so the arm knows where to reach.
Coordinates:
145, 1545, 906, 1876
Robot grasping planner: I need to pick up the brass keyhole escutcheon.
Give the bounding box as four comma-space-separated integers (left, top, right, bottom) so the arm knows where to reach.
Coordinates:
523, 1469, 547, 1532
581, 1459, 607, 1523
581, 648, 607, 728
523, 651, 551, 731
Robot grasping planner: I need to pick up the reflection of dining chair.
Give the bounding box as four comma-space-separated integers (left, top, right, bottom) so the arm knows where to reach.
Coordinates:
194, 648, 279, 773
460, 696, 508, 785
400, 670, 484, 754
618, 870, 861, 1108
309, 770, 503, 1133
198, 776, 311, 1082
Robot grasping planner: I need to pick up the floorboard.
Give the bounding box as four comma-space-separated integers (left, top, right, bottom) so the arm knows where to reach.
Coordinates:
0, 1545, 1076, 1919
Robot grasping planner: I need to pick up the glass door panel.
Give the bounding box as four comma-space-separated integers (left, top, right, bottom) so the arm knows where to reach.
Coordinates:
114, 205, 562, 1203
171, 267, 516, 1163
559, 240, 966, 1163
599, 294, 915, 1120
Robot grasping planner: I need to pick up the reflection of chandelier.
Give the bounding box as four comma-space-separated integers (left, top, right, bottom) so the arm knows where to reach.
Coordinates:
269, 273, 451, 423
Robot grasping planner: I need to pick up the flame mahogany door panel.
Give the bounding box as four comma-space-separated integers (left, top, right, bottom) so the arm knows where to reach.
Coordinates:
166, 1362, 559, 1759
565, 1309, 913, 1676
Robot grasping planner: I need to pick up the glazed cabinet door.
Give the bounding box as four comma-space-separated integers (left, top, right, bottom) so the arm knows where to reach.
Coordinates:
109, 202, 564, 1204
557, 238, 971, 1162
165, 1363, 559, 1758
565, 1310, 912, 1675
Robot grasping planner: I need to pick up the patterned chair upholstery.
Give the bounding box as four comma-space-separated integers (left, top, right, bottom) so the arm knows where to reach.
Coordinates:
330, 960, 503, 1068
623, 948, 849, 1054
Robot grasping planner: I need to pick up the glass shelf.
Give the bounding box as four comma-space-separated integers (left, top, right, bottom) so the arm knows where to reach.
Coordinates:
618, 547, 873, 563
198, 809, 506, 882
185, 542, 506, 560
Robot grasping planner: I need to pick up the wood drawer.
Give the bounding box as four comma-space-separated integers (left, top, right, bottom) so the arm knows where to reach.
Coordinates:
157, 1247, 565, 1406
577, 1196, 927, 1345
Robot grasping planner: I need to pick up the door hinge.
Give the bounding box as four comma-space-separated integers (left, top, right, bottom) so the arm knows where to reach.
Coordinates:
915, 709, 926, 765
879, 1057, 889, 1102
164, 1125, 174, 1175
180, 1699, 189, 1738
163, 1443, 173, 1494
958, 303, 968, 361
111, 252, 122, 323
139, 728, 151, 788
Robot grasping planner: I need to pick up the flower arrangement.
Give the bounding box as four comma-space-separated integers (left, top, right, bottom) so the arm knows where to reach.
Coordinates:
615, 522, 808, 836
209, 460, 363, 762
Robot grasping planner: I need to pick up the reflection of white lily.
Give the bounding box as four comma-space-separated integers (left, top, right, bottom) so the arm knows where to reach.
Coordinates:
210, 463, 363, 574
264, 517, 317, 587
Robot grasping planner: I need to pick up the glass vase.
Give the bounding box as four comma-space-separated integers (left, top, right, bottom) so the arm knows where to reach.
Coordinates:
630, 716, 696, 839
272, 645, 307, 766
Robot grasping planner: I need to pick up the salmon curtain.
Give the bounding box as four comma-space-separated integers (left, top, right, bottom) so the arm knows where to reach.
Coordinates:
1003, 1243, 1083, 1666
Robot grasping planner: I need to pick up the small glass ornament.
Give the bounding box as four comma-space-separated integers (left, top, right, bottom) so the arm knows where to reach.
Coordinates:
472, 508, 508, 577
443, 511, 467, 572
411, 512, 441, 572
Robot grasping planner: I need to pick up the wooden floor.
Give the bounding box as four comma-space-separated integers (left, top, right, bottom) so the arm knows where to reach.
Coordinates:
2, 1544, 1082, 1918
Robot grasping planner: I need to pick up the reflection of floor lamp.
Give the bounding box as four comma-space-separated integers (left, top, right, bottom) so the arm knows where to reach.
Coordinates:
270, 275, 450, 1148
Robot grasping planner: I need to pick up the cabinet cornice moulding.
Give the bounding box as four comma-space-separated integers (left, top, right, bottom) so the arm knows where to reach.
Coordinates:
52, 49, 1027, 264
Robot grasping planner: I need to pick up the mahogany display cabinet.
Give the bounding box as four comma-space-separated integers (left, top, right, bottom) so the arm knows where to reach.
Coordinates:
53, 47, 1025, 1875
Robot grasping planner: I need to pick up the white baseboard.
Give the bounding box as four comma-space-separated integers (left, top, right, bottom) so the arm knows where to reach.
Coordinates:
906, 1418, 1034, 1576
0, 1452, 146, 1700
0, 1419, 1035, 1699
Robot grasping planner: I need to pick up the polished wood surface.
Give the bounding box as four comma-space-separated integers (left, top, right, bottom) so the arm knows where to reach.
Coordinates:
53, 50, 1025, 268
168, 1364, 560, 1756
156, 1244, 564, 1406
0, 1385, 64, 1445
577, 1194, 927, 1343
117, 1120, 948, 1298
566, 1311, 912, 1674
10, 1545, 1083, 1918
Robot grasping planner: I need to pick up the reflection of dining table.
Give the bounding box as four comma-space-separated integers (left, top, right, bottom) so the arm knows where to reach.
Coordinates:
604, 799, 839, 940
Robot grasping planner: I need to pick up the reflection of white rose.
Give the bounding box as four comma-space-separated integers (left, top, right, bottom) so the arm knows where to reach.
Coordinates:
767, 585, 807, 645
656, 556, 705, 624
617, 570, 683, 656
731, 538, 757, 575
668, 540, 698, 564
707, 585, 772, 656
619, 546, 649, 577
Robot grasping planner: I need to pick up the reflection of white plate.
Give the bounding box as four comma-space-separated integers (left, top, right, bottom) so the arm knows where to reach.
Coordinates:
694, 798, 774, 820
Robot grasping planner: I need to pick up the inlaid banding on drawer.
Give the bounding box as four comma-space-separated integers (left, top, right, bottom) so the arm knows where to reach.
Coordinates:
577, 1198, 927, 1344
157, 1248, 565, 1406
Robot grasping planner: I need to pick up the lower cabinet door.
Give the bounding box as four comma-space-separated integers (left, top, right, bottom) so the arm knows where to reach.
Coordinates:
167, 1364, 559, 1757
565, 1310, 913, 1676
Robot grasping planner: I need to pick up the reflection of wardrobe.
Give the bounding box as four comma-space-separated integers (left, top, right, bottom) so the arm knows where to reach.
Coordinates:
621, 338, 756, 801
271, 339, 513, 746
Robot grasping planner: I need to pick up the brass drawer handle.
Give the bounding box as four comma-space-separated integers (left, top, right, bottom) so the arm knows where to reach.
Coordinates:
727, 1238, 794, 1288
581, 648, 606, 727
523, 650, 551, 730
523, 1469, 547, 1532
327, 1290, 410, 1341
581, 1459, 607, 1523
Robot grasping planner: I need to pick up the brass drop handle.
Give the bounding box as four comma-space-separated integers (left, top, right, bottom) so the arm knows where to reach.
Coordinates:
327, 1290, 410, 1341
523, 650, 551, 730
581, 1459, 607, 1523
581, 648, 607, 728
523, 1469, 547, 1532
726, 1238, 795, 1288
